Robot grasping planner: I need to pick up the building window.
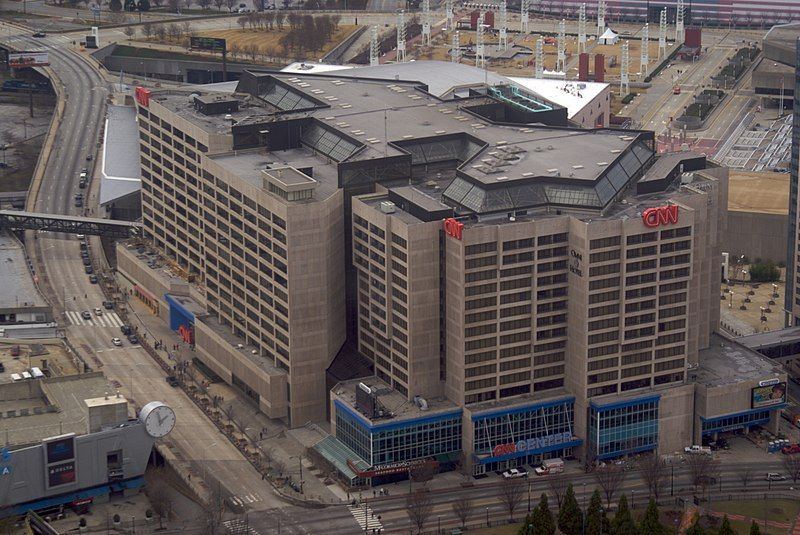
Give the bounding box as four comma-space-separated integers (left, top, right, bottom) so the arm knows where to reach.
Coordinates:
588, 397, 659, 460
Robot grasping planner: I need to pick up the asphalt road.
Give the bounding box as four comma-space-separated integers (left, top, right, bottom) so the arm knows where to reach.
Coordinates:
0, 27, 292, 514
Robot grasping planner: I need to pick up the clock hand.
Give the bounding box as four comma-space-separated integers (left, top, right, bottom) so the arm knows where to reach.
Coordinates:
157, 412, 166, 426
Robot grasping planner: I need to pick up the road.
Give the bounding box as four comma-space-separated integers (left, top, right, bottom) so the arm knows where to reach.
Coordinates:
0, 26, 292, 514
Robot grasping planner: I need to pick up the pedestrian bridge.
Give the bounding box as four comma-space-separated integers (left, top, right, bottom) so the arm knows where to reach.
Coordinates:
0, 210, 141, 239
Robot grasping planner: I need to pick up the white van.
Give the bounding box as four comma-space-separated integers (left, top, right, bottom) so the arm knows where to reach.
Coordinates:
30, 367, 45, 379
10, 373, 22, 382
535, 458, 565, 476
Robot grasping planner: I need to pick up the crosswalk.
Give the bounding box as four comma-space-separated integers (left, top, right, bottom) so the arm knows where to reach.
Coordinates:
347, 503, 383, 533
65, 310, 125, 328
222, 519, 260, 535
229, 492, 264, 508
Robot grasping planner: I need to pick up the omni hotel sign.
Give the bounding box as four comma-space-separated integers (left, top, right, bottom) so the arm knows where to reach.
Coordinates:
492, 431, 572, 457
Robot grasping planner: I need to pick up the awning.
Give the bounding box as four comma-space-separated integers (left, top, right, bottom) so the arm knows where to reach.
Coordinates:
312, 436, 369, 482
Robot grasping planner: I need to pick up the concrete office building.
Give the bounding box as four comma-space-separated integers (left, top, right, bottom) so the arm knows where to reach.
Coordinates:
0, 373, 156, 514
0, 232, 54, 338
787, 35, 800, 326
125, 63, 786, 479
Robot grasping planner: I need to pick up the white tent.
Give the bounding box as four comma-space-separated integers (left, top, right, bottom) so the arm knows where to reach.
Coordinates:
598, 28, 619, 45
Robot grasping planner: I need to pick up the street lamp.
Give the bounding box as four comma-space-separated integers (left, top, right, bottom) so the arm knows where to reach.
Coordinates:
582, 482, 587, 535
486, 507, 489, 527
527, 480, 532, 512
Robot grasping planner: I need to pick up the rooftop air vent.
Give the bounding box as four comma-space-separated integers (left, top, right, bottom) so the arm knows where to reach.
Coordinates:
572, 165, 585, 169
610, 149, 622, 154
597, 161, 608, 166
380, 201, 396, 214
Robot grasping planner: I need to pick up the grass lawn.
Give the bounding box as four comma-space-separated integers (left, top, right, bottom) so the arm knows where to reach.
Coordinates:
470, 523, 523, 535
710, 499, 800, 525
197, 24, 357, 58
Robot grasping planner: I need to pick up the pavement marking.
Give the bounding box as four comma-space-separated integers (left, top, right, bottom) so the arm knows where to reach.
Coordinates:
222, 519, 260, 535
347, 504, 383, 532
65, 311, 124, 328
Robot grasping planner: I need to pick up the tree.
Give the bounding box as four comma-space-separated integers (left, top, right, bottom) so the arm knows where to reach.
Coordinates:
638, 498, 664, 535
451, 496, 473, 528
410, 461, 437, 490
547, 473, 569, 507
532, 493, 555, 535
685, 454, 715, 493
686, 521, 706, 535
595, 464, 625, 509
237, 16, 247, 29
611, 494, 637, 535
456, 452, 473, 482
585, 489, 604, 535
637, 454, 667, 501
138, 0, 151, 10
782, 454, 800, 484
142, 22, 154, 38
145, 467, 174, 529
738, 467, 753, 489
557, 484, 583, 535
213, 0, 224, 8
749, 261, 780, 282
225, 0, 237, 10
123, 25, 136, 38
151, 0, 163, 8
109, 0, 123, 11
497, 477, 526, 522
197, 0, 211, 8
406, 491, 433, 534
204, 482, 226, 535
749, 520, 761, 535
718, 515, 735, 535
154, 24, 167, 41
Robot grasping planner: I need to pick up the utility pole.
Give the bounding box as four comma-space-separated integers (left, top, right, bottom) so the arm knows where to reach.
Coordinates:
640, 23, 649, 75
476, 12, 486, 69
499, 0, 508, 51
597, 0, 606, 35
370, 26, 379, 66
520, 0, 530, 33
620, 40, 630, 95
422, 0, 431, 46
675, 0, 685, 43
451, 31, 461, 63
535, 35, 544, 78
396, 10, 406, 63
556, 19, 566, 72
578, 3, 587, 53
446, 0, 454, 31
658, 7, 667, 59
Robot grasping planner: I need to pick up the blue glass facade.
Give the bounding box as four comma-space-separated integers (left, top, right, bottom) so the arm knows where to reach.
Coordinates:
588, 395, 660, 460
333, 400, 462, 467
701, 407, 776, 436
472, 397, 582, 469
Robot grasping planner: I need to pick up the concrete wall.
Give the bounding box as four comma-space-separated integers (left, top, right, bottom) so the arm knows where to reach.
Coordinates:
657, 384, 694, 454
724, 210, 787, 263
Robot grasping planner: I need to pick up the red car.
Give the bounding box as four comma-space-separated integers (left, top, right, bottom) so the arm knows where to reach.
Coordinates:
782, 444, 800, 454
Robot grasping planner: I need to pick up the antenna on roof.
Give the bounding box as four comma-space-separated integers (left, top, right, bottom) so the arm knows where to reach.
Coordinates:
370, 26, 380, 67
397, 10, 407, 63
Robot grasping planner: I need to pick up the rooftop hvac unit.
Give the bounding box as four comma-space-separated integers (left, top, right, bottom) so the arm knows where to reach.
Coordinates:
380, 201, 396, 214
681, 172, 694, 184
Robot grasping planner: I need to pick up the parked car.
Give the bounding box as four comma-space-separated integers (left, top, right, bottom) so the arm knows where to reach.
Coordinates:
165, 375, 179, 387
781, 444, 800, 455
127, 334, 139, 344
103, 301, 114, 310
86, 154, 93, 161
684, 445, 712, 455
82, 258, 91, 266
0, 363, 5, 373
94, 308, 103, 316
81, 310, 92, 320
120, 325, 132, 336
89, 275, 98, 284
79, 242, 88, 251
765, 473, 787, 481
502, 468, 527, 479
32, 31, 46, 37
112, 338, 122, 347
84, 266, 94, 274
74, 198, 83, 208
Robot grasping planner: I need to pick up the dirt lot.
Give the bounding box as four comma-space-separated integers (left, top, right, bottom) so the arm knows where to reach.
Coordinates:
728, 171, 789, 215
0, 91, 55, 193
195, 24, 357, 58
0, 340, 81, 380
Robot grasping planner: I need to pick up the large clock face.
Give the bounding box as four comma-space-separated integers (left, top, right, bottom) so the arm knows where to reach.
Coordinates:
140, 402, 176, 438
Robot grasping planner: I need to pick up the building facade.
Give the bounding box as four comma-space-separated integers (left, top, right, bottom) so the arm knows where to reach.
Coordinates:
788, 37, 800, 325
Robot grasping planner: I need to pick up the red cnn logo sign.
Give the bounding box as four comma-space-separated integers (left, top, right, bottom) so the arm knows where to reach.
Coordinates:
642, 205, 679, 228
443, 218, 464, 240
135, 86, 151, 108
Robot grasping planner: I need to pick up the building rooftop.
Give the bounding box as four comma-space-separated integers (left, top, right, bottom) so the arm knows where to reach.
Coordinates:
1, 372, 128, 448
694, 333, 785, 387
737, 326, 800, 350
763, 23, 800, 64
508, 77, 609, 120
333, 377, 459, 425
100, 105, 141, 206
0, 232, 47, 310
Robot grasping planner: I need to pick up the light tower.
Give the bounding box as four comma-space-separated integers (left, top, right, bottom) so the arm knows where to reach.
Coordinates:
578, 3, 587, 53
675, 0, 685, 43
476, 11, 486, 68
397, 10, 406, 63
370, 25, 379, 66
556, 19, 566, 72
658, 7, 667, 59
499, 0, 508, 51
446, 0, 454, 31
640, 23, 649, 74
520, 0, 530, 33
422, 0, 431, 46
597, 0, 606, 35
452, 30, 461, 63
620, 40, 630, 95
535, 35, 544, 78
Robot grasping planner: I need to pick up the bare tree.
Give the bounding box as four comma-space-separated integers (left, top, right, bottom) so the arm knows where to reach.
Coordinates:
142, 22, 154, 38
456, 451, 473, 482
451, 496, 473, 528
123, 25, 136, 39
233, 411, 249, 438
497, 477, 526, 521
225, 0, 236, 11
204, 482, 226, 535
686, 454, 716, 494
197, 0, 211, 8
637, 454, 668, 501
272, 457, 286, 477
167, 22, 182, 40
547, 472, 569, 507
410, 461, 437, 490
595, 464, 625, 509
181, 20, 193, 36
737, 467, 753, 489
212, 0, 224, 8
783, 454, 800, 484
221, 404, 235, 430
145, 467, 174, 529
237, 16, 247, 29
406, 491, 433, 534
154, 24, 167, 41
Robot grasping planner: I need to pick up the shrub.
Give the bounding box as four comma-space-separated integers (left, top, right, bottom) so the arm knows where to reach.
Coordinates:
749, 261, 780, 282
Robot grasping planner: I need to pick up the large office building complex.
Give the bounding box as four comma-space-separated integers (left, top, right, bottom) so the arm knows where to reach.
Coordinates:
786, 32, 800, 326
125, 62, 786, 483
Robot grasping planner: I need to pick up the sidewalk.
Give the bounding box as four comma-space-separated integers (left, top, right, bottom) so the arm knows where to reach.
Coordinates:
122, 293, 346, 506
